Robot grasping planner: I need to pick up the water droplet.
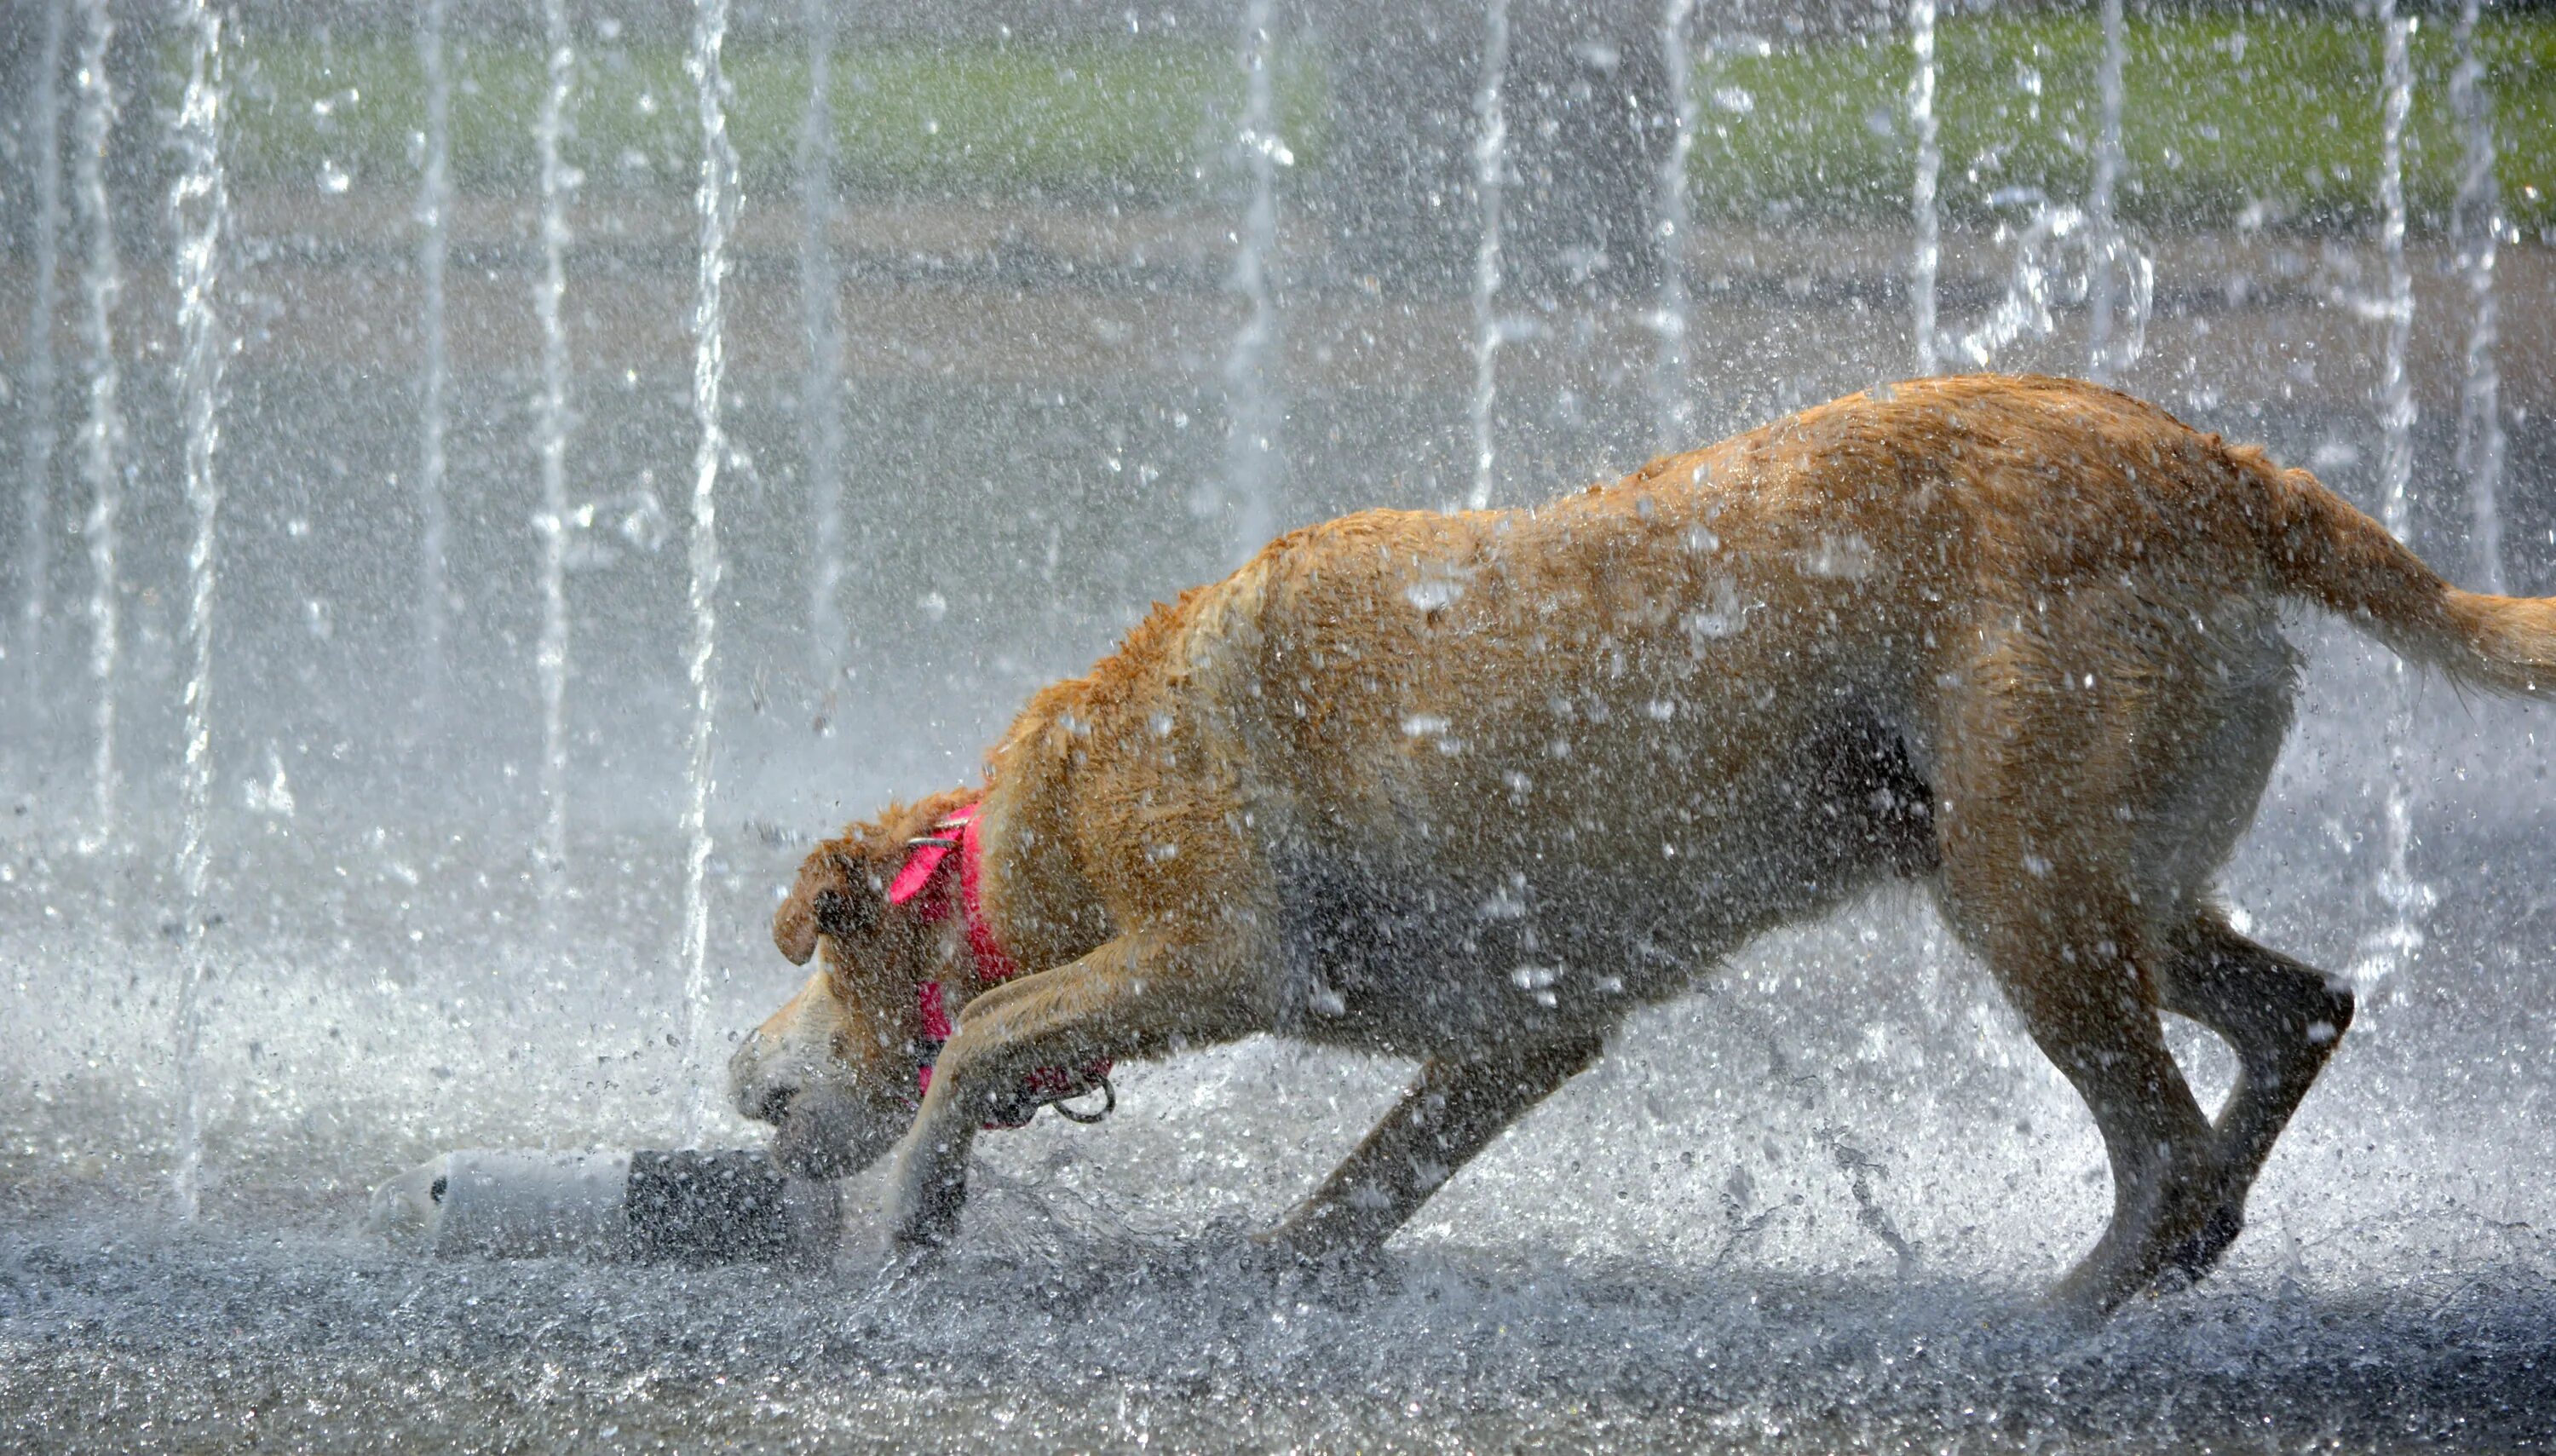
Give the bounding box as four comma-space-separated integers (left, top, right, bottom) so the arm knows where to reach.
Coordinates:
1405, 579, 1462, 611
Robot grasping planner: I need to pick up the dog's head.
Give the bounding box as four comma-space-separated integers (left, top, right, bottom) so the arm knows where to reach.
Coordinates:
731, 794, 972, 1178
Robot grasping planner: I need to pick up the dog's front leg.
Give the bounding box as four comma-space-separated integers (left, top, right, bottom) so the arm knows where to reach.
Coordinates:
884, 927, 1274, 1249
1259, 1035, 1604, 1263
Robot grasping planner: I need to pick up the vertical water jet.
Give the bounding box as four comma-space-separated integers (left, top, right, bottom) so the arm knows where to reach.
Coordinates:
798, 0, 846, 728
170, 0, 231, 1223
1650, 0, 1698, 454
416, 0, 452, 718
2085, 0, 2127, 384
533, 0, 577, 906
2450, 0, 2506, 596
1907, 0, 1940, 377
1466, 0, 1511, 512
16, 0, 66, 729
71, 0, 123, 853
2356, 3, 2426, 990
679, 0, 739, 1144
1220, 0, 1283, 561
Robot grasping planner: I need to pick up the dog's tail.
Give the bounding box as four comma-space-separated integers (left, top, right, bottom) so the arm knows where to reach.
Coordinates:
2256, 458, 2556, 698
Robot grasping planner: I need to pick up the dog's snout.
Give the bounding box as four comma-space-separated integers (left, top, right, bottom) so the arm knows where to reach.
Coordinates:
755, 1085, 796, 1126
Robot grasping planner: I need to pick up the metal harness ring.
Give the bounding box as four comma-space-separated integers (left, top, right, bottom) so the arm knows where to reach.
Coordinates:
1046, 1075, 1115, 1125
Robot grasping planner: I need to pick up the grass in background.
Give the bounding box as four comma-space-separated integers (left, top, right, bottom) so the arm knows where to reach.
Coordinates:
1704, 9, 2556, 231
215, 11, 2552, 231
222, 35, 1328, 204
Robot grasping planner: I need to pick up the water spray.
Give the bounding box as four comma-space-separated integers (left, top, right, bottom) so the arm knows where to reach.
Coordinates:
2451, 0, 2507, 596
678, 0, 740, 1145
1466, 0, 1511, 511
416, 0, 452, 719
1650, 0, 1699, 455
532, 0, 577, 909
1907, 0, 1940, 377
15, 0, 66, 734
72, 0, 123, 855
170, 0, 233, 1223
799, 0, 848, 731
1218, 0, 1284, 563
2355, 2, 2431, 990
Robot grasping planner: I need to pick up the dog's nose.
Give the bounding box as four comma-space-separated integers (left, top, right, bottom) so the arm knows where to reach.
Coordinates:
754, 1085, 796, 1126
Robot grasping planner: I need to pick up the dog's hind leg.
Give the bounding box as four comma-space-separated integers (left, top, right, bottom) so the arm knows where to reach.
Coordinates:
1256, 1035, 1606, 1264
1934, 660, 2220, 1318
2149, 914, 2355, 1285
884, 928, 1274, 1250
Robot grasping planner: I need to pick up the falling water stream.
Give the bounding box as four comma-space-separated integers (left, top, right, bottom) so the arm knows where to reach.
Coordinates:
14, 0, 66, 721
1218, 0, 1282, 563
415, 0, 452, 716
678, 0, 740, 1144
533, 0, 577, 903
1465, 0, 1510, 511
2451, 0, 2507, 596
2357, 3, 2426, 990
2085, 0, 2127, 383
1907, 0, 1940, 377
168, 0, 232, 1223
70, 0, 122, 854
798, 0, 846, 726
1651, 0, 1698, 454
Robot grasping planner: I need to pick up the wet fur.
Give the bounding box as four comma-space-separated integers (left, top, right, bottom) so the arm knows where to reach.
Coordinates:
735, 375, 2556, 1316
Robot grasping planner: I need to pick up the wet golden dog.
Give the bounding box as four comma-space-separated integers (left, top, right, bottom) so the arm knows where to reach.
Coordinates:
734, 374, 2556, 1316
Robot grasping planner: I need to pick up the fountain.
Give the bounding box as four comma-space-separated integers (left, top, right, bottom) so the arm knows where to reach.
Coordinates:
168, 0, 231, 1223
2452, 0, 2507, 596
1218, 0, 1283, 563
414, 0, 452, 717
1907, 0, 1940, 376
2084, 0, 2127, 383
798, 0, 847, 728
2354, 2, 2428, 990
1649, 0, 1698, 455
2, 5, 2551, 1447
14, 0, 64, 728
69, 0, 121, 852
533, 0, 577, 904
1466, 0, 1510, 511
677, 0, 739, 1145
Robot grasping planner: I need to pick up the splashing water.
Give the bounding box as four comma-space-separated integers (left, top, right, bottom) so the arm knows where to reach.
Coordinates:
1218, 0, 1284, 564
2451, 0, 2507, 596
1944, 193, 2151, 374
532, 0, 577, 906
1650, 0, 1699, 454
71, 0, 122, 855
15, 0, 66, 728
169, 0, 232, 1224
798, 0, 847, 728
2085, 0, 2129, 383
1466, 0, 1510, 512
415, 0, 452, 717
678, 0, 740, 1145
1907, 0, 1939, 377
2354, 3, 2431, 991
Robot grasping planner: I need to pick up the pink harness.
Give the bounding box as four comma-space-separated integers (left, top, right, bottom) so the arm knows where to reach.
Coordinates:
885, 803, 1113, 1128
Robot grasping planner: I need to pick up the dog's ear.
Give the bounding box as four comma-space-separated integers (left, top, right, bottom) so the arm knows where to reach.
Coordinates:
773, 845, 881, 966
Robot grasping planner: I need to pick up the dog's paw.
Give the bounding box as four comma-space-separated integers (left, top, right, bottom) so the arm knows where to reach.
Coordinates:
2152, 1202, 2244, 1292
1240, 1223, 1399, 1303
883, 1142, 969, 1251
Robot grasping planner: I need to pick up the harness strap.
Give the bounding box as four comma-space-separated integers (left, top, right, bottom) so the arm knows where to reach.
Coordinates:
888, 803, 1112, 1129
